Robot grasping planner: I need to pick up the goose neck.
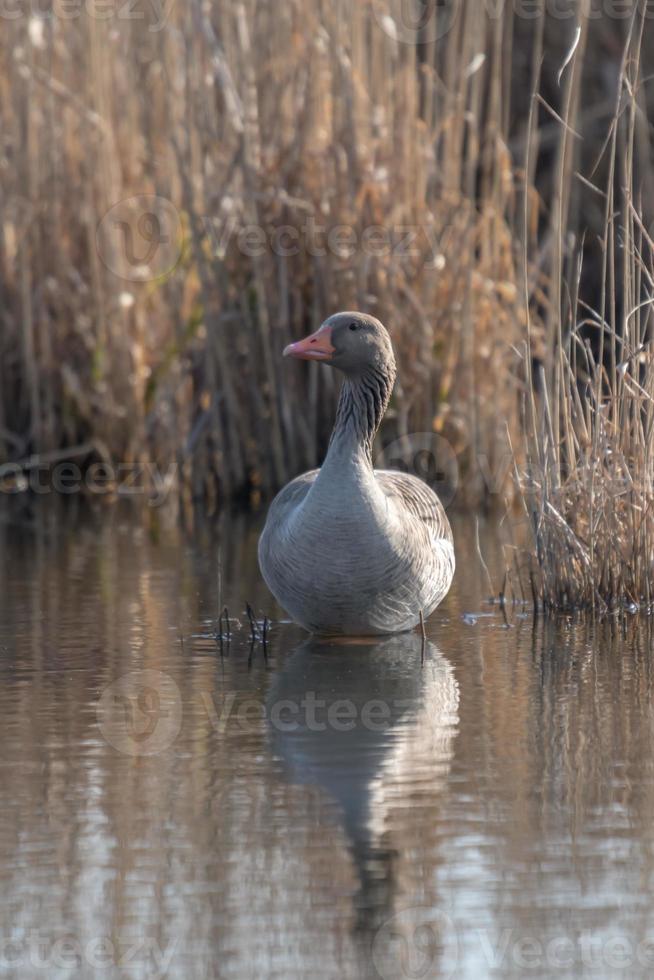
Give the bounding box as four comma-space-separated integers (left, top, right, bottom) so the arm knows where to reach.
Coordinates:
327, 366, 395, 464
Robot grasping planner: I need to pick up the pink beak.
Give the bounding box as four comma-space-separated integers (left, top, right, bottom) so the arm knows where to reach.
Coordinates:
283, 324, 335, 362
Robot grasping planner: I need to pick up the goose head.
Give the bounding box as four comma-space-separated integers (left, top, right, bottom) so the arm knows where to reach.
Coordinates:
284, 311, 395, 379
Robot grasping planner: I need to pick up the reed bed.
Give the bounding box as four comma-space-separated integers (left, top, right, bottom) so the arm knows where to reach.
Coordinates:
515, 6, 654, 612
1, 0, 531, 507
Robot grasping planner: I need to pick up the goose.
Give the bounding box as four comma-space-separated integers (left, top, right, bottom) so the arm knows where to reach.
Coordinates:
258, 312, 455, 635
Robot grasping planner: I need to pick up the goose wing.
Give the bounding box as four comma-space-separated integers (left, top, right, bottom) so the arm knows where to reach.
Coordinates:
262, 470, 319, 527
375, 470, 453, 544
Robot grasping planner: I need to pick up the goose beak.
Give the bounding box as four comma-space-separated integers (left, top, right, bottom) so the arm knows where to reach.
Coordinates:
283, 325, 335, 362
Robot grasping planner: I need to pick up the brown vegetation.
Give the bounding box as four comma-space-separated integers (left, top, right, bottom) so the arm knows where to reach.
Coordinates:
516, 8, 654, 611
1, 0, 531, 506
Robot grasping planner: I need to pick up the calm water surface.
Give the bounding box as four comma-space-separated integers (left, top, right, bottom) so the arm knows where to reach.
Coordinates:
1, 501, 654, 980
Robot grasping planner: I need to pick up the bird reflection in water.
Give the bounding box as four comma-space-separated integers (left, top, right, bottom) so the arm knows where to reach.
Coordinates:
266, 632, 459, 966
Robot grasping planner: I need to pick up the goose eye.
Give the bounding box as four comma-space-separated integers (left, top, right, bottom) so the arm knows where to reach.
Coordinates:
349, 322, 358, 331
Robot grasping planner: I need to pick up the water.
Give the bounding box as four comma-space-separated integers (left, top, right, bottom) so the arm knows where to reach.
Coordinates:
1, 500, 654, 980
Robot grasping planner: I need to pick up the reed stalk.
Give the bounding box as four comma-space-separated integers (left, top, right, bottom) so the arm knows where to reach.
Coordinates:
517, 3, 654, 611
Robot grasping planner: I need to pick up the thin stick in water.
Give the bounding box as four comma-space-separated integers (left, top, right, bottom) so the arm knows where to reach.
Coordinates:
245, 602, 259, 641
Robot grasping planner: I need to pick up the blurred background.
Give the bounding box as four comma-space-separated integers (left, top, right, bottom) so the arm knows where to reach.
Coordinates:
0, 0, 652, 512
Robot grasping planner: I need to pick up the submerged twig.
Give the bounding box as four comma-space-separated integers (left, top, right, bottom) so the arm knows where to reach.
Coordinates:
475, 518, 496, 599
262, 616, 269, 660
245, 602, 259, 641
215, 606, 231, 656
222, 607, 231, 641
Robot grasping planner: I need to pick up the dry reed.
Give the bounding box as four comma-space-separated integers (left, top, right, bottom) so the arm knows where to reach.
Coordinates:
0, 1, 531, 507
515, 3, 654, 612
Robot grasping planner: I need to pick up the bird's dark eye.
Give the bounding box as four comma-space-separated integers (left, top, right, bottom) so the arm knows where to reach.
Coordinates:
349, 322, 358, 331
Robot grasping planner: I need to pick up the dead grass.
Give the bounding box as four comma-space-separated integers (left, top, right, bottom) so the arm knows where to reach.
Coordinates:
513, 3, 654, 612
0, 1, 529, 506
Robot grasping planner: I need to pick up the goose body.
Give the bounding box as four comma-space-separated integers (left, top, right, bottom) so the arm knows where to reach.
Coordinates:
258, 312, 454, 635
